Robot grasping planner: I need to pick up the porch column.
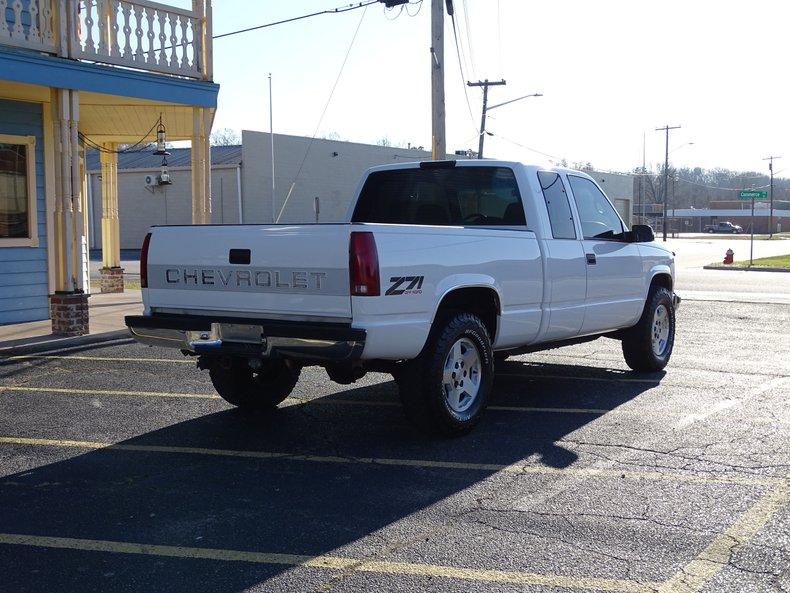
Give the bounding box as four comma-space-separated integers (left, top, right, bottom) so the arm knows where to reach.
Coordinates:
99, 144, 124, 293
50, 88, 89, 336
191, 107, 212, 224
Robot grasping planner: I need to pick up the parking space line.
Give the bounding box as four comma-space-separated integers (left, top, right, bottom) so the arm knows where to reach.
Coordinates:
0, 532, 659, 592
677, 377, 789, 428
657, 478, 789, 592
3, 385, 787, 424
0, 385, 610, 414
0, 435, 776, 486
3, 354, 194, 364
0, 386, 219, 399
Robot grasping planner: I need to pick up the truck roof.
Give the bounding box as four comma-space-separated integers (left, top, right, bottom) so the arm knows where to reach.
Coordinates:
363, 159, 595, 179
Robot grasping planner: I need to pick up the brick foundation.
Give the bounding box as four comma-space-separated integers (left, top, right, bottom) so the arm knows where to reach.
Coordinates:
50, 292, 89, 337
100, 266, 125, 293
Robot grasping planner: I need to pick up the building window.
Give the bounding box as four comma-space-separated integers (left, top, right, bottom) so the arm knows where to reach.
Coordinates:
0, 134, 38, 247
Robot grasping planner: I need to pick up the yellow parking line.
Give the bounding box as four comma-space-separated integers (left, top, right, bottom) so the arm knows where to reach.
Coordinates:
0, 385, 609, 414
498, 372, 661, 385
4, 354, 193, 364
0, 435, 776, 487
3, 385, 786, 425
0, 532, 659, 592
658, 479, 789, 592
0, 386, 218, 399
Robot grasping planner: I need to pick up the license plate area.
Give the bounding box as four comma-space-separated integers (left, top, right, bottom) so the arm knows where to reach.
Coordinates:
217, 323, 266, 344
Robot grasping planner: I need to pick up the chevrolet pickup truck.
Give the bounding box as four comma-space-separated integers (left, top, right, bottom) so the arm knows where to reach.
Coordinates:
126, 160, 679, 435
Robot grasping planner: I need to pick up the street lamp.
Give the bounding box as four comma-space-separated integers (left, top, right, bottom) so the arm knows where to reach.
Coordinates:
669, 141, 694, 155
472, 88, 542, 159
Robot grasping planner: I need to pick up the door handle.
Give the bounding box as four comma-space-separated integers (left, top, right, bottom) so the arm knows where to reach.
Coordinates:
586, 253, 596, 265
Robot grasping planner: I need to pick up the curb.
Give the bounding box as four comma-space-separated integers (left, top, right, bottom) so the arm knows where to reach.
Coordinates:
0, 329, 133, 357
703, 265, 790, 273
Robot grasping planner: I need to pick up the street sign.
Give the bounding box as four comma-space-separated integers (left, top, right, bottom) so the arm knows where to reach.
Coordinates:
739, 190, 768, 200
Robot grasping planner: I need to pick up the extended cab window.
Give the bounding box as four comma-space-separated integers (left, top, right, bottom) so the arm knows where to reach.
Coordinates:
567, 175, 625, 240
537, 171, 575, 239
352, 166, 526, 227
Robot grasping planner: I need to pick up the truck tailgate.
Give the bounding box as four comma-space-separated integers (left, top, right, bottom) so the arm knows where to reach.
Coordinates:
144, 224, 352, 320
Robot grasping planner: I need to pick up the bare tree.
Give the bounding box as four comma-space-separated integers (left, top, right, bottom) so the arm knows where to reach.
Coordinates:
210, 128, 241, 146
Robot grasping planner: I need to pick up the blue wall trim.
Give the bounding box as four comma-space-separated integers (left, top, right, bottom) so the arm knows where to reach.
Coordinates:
0, 97, 49, 325
0, 47, 219, 108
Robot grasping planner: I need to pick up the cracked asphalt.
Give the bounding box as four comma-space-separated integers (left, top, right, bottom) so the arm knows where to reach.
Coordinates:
0, 298, 788, 592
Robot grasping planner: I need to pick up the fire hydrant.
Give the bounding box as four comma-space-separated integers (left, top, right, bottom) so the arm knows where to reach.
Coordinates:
723, 248, 734, 264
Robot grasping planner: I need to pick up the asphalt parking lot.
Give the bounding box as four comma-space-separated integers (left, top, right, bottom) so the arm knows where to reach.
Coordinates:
0, 298, 788, 593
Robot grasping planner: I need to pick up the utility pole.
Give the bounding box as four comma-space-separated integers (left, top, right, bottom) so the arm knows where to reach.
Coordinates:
656, 125, 681, 242
467, 79, 507, 158
763, 155, 781, 237
430, 0, 446, 160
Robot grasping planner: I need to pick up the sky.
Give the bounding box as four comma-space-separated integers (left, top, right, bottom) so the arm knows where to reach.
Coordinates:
197, 0, 790, 176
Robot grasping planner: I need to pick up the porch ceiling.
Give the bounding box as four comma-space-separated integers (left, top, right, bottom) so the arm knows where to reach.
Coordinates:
79, 94, 210, 143
0, 81, 212, 143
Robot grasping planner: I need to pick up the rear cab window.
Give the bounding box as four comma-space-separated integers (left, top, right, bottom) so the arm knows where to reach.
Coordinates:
537, 171, 576, 239
352, 166, 526, 227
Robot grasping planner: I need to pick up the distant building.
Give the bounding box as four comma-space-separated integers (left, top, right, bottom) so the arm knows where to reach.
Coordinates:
668, 200, 790, 233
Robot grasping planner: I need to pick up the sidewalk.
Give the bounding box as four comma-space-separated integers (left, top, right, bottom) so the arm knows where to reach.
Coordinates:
0, 290, 142, 356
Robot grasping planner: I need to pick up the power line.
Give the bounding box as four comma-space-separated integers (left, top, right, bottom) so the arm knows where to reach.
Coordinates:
460, 0, 476, 79
277, 5, 369, 222
448, 6, 479, 134
213, 1, 385, 40
496, 0, 503, 76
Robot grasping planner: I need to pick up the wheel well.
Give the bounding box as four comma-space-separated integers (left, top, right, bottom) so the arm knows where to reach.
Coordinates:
434, 287, 500, 341
650, 273, 673, 292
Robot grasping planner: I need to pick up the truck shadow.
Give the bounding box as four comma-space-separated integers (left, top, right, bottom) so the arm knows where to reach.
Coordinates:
0, 360, 662, 592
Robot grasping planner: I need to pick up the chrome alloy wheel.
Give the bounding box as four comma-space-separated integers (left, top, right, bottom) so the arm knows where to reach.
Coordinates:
652, 304, 671, 356
442, 338, 482, 413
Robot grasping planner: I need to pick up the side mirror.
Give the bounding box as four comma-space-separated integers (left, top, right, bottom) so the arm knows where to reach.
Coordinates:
629, 224, 655, 243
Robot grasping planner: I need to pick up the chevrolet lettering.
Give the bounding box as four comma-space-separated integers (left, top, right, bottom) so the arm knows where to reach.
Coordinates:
162, 268, 328, 291
127, 160, 680, 436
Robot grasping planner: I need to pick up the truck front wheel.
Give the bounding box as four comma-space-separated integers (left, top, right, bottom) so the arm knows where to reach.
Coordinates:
396, 312, 494, 436
621, 287, 676, 372
208, 358, 301, 410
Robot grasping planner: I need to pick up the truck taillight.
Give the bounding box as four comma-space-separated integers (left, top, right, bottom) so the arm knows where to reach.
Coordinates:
140, 232, 152, 288
349, 231, 380, 296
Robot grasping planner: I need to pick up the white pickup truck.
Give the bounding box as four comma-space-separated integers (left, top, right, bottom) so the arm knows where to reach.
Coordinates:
126, 160, 679, 435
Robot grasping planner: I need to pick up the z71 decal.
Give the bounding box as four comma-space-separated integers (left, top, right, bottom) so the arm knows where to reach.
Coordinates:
386, 276, 425, 296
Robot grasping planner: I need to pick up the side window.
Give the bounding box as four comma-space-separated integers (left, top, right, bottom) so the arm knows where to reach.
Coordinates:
567, 175, 625, 240
537, 171, 575, 239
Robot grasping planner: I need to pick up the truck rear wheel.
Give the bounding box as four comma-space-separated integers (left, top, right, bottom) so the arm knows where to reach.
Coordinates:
396, 312, 494, 436
208, 358, 301, 410
621, 287, 676, 372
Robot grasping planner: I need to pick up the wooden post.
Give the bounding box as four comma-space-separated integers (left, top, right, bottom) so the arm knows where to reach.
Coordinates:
430, 0, 445, 160
100, 144, 120, 268
203, 107, 213, 221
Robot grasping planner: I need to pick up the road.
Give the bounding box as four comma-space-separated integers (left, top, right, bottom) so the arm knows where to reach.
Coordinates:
0, 296, 787, 592
665, 237, 790, 303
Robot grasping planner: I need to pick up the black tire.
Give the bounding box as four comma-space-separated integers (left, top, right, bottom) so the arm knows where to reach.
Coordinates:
621, 286, 676, 372
707, 229, 714, 233
395, 312, 494, 436
209, 358, 301, 410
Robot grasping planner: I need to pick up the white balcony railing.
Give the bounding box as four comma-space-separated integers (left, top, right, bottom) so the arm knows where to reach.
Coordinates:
1, 0, 212, 80
0, 0, 58, 53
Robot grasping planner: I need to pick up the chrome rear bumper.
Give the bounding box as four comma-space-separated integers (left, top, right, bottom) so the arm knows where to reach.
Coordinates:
125, 315, 365, 362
